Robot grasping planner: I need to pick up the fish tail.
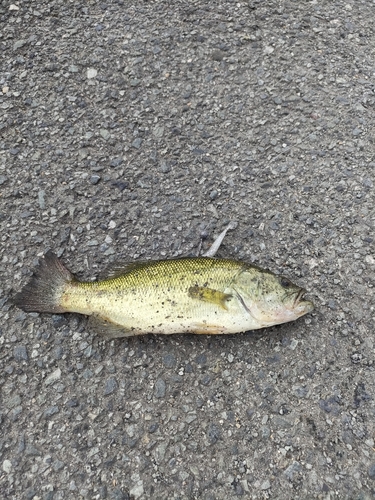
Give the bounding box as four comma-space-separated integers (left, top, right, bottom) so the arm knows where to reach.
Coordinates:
14, 251, 75, 313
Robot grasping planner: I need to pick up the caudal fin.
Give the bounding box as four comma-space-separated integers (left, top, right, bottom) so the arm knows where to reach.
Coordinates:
14, 251, 74, 313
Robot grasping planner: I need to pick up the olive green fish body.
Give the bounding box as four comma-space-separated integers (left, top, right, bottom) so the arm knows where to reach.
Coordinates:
14, 252, 314, 338
60, 258, 252, 335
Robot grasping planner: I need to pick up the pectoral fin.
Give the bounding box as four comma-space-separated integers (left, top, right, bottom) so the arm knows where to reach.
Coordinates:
188, 286, 232, 310
88, 315, 143, 339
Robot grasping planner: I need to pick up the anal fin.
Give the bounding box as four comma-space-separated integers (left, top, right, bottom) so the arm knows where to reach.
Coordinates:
190, 323, 225, 334
88, 315, 143, 339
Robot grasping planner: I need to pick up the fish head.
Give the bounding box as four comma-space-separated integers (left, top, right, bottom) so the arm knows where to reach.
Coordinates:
234, 266, 314, 327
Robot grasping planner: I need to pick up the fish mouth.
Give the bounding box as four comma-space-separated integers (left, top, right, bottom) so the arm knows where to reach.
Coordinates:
294, 288, 306, 307
293, 288, 314, 314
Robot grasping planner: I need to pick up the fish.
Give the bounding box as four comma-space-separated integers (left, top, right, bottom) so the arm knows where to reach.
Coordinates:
14, 245, 314, 339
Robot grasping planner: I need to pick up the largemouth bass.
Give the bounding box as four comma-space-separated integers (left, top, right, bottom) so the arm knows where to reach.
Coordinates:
14, 252, 313, 338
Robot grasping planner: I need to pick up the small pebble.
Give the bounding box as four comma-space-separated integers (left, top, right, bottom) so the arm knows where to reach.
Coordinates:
264, 45, 274, 54
159, 161, 171, 173
289, 339, 298, 350
13, 40, 27, 50
153, 125, 164, 138
53, 460, 65, 472
368, 464, 375, 479
148, 423, 158, 433
90, 175, 101, 185
162, 353, 176, 368
87, 68, 97, 79
24, 489, 36, 500
284, 461, 302, 480
100, 129, 110, 140
13, 345, 28, 362
43, 406, 59, 418
261, 426, 270, 439
38, 190, 45, 209
45, 368, 61, 386
132, 138, 143, 149
53, 346, 64, 360
207, 422, 221, 444
351, 352, 362, 364
129, 483, 144, 499
154, 379, 166, 398
3, 460, 12, 473
25, 444, 40, 456
195, 353, 207, 366
130, 78, 141, 87
200, 374, 211, 386
110, 158, 123, 167
261, 480, 271, 490
104, 377, 118, 395
52, 315, 67, 328
212, 49, 224, 61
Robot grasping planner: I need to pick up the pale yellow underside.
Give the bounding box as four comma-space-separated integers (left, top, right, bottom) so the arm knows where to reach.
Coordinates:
61, 282, 261, 335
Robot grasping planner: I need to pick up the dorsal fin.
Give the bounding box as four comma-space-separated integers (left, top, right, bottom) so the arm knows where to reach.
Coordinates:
98, 256, 215, 280
98, 259, 158, 280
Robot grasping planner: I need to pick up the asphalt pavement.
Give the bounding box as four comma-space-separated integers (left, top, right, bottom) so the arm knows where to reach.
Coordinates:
1, 1, 375, 499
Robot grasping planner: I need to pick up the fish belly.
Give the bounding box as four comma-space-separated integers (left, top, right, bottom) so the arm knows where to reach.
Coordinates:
89, 287, 260, 335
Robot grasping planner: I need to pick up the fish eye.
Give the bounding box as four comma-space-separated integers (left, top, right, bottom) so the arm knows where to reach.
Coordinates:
280, 277, 292, 288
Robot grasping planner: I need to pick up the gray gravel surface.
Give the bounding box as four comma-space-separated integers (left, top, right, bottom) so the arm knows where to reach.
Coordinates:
1, 1, 375, 499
